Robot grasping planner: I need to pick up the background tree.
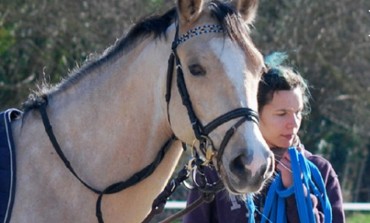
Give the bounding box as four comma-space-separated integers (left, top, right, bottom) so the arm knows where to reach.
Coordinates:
0, 0, 172, 108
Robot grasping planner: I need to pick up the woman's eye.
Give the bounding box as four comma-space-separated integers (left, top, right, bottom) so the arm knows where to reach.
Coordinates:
188, 64, 206, 76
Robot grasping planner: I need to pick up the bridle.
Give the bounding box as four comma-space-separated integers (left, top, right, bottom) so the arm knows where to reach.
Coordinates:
165, 22, 260, 180
143, 22, 261, 222
34, 22, 261, 223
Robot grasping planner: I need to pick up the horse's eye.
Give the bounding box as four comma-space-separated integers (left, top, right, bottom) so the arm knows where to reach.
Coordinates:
188, 64, 206, 76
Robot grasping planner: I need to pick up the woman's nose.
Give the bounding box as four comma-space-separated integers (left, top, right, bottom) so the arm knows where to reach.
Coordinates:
286, 114, 300, 128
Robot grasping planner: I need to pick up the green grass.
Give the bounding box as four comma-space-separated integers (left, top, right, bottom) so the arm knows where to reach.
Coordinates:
346, 212, 370, 223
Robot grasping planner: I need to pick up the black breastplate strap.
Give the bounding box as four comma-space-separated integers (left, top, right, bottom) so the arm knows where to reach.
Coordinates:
35, 97, 176, 223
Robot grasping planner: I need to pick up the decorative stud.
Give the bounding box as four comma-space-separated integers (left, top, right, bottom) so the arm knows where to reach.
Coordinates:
174, 24, 224, 48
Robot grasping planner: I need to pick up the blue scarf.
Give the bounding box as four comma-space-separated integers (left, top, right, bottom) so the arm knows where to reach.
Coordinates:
246, 147, 332, 223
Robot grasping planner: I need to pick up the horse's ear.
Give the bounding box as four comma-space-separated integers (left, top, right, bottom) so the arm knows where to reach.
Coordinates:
176, 0, 204, 24
231, 0, 259, 24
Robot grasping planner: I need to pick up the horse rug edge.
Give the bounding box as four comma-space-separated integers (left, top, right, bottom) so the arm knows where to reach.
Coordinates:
0, 109, 22, 223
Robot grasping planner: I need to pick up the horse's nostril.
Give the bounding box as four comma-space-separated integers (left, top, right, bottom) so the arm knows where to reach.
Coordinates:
230, 155, 251, 177
232, 155, 245, 171
228, 153, 273, 192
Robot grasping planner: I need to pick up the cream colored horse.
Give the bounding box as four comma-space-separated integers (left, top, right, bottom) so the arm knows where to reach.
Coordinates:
8, 0, 273, 222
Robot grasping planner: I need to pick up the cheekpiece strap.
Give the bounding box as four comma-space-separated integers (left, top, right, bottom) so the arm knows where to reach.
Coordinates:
172, 24, 224, 49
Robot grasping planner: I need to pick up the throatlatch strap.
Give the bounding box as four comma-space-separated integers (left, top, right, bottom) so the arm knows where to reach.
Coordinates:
246, 147, 332, 223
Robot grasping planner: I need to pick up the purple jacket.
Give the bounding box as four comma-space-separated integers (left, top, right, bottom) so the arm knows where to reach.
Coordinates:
182, 147, 345, 223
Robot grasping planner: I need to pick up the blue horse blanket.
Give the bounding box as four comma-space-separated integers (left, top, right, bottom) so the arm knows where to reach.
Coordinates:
0, 109, 21, 223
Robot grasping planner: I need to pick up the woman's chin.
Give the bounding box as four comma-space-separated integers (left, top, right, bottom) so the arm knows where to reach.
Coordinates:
276, 142, 292, 148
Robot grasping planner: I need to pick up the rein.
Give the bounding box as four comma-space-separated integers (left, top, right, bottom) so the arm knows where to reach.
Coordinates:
142, 163, 219, 223
35, 97, 177, 223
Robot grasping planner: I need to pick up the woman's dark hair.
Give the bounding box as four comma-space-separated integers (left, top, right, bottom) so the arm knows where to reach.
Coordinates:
257, 66, 311, 116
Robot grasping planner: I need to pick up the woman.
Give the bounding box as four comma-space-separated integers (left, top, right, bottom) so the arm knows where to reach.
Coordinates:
183, 58, 345, 222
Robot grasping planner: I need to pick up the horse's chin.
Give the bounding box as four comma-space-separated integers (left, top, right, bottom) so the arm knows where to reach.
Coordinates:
219, 165, 268, 195
224, 180, 265, 195
226, 179, 266, 195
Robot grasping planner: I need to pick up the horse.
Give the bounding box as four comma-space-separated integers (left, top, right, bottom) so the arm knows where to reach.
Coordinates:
4, 0, 274, 222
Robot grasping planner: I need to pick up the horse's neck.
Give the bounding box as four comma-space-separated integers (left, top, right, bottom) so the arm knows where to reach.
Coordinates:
27, 36, 176, 189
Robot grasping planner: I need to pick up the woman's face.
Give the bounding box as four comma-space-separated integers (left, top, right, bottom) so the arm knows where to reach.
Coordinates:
259, 87, 303, 148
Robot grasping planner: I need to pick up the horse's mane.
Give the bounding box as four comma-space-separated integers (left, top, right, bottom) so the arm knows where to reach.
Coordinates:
22, 1, 253, 112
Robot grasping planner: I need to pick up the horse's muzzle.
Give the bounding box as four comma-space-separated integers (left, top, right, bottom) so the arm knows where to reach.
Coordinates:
227, 150, 274, 193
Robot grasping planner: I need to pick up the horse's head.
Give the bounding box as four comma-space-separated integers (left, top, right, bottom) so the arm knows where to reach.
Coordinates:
167, 0, 274, 194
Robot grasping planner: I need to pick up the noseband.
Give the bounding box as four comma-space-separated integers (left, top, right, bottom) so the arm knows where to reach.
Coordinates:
165, 24, 260, 177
